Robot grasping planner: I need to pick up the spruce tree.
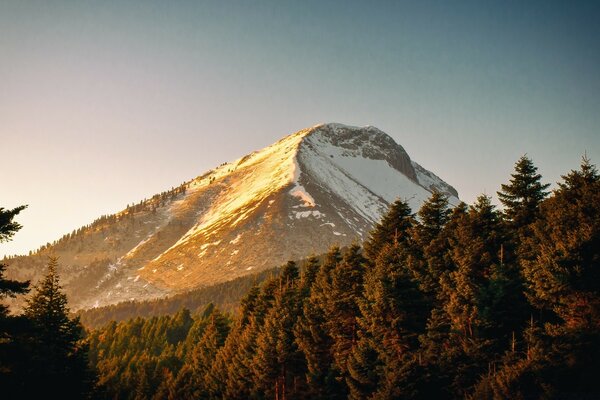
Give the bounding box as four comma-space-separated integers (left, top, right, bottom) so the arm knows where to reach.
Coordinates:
324, 245, 366, 379
175, 309, 230, 398
409, 192, 452, 298
438, 196, 503, 395
348, 242, 428, 399
497, 155, 549, 229
295, 248, 344, 399
364, 199, 413, 261
24, 257, 93, 399
251, 261, 307, 400
0, 205, 32, 396
522, 157, 600, 329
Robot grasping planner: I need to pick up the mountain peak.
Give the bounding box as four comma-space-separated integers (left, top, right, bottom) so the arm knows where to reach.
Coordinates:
303, 123, 418, 181
7, 123, 459, 310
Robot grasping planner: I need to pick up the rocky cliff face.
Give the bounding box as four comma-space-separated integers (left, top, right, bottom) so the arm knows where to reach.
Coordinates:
5, 123, 458, 310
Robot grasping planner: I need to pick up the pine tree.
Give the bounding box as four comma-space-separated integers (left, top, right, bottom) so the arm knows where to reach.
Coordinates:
348, 242, 428, 399
497, 155, 549, 229
0, 205, 32, 396
437, 196, 504, 396
317, 244, 366, 392
298, 255, 320, 299
0, 206, 30, 307
295, 248, 344, 399
364, 199, 413, 261
409, 192, 452, 298
252, 261, 306, 400
175, 309, 230, 398
24, 257, 93, 399
522, 157, 600, 329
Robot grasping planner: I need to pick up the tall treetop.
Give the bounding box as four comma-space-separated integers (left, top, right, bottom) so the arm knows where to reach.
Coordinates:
497, 155, 549, 228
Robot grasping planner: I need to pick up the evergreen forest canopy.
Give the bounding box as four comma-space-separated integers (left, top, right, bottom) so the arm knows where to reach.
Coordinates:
1, 155, 599, 399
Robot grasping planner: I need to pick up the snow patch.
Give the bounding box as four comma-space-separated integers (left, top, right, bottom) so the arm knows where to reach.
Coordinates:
290, 185, 316, 207
294, 210, 324, 219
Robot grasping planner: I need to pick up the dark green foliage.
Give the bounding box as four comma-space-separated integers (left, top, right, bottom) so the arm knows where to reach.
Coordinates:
0, 205, 27, 242
0, 205, 32, 397
497, 155, 550, 229
522, 157, 600, 328
408, 191, 453, 299
23, 257, 94, 399
295, 248, 345, 399
364, 198, 413, 261
348, 203, 431, 399
6, 156, 592, 399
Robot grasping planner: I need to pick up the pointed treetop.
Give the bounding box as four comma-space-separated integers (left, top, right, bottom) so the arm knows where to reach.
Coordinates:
497, 155, 549, 228
559, 155, 599, 191
364, 198, 413, 261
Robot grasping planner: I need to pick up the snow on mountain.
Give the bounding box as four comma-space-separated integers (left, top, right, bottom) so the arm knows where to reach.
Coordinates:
5, 123, 458, 310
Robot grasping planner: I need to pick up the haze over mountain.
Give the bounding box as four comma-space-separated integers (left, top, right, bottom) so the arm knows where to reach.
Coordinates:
6, 123, 458, 310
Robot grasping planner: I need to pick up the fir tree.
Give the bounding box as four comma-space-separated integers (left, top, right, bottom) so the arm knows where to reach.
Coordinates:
175, 309, 230, 398
252, 262, 306, 400
0, 205, 32, 396
522, 157, 600, 329
364, 199, 413, 261
295, 248, 344, 399
438, 196, 503, 396
24, 257, 94, 399
409, 192, 452, 298
497, 155, 549, 229
348, 243, 428, 399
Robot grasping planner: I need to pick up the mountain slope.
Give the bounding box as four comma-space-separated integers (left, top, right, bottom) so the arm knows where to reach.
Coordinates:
5, 123, 458, 310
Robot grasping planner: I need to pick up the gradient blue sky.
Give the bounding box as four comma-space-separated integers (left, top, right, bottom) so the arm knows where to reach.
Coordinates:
2, 1, 599, 256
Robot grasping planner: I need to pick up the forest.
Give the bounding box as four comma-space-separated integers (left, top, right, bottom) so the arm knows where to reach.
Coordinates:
1, 155, 599, 399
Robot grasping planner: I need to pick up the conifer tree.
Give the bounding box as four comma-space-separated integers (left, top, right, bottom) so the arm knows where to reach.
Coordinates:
522, 157, 600, 329
436, 196, 504, 395
0, 205, 32, 396
174, 309, 230, 398
295, 248, 344, 399
323, 245, 366, 384
252, 261, 306, 400
209, 278, 280, 399
24, 257, 93, 399
497, 155, 550, 229
409, 192, 452, 298
364, 199, 413, 261
0, 206, 30, 309
298, 255, 320, 299
348, 241, 428, 399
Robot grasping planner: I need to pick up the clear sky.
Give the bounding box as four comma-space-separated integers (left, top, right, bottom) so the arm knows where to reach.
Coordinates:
2, 1, 599, 257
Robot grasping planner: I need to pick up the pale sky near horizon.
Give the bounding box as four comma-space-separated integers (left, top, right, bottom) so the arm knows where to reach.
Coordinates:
2, 1, 599, 257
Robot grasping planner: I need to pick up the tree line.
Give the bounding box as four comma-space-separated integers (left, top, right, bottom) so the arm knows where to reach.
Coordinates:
87, 156, 600, 399
2, 155, 599, 399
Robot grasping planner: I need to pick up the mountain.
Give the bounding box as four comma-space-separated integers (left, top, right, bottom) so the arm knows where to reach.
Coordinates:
5, 123, 458, 310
